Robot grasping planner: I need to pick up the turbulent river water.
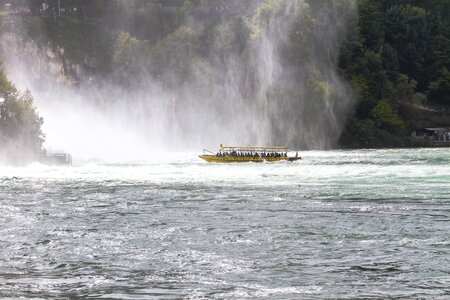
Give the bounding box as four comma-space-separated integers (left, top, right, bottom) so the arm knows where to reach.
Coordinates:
1, 149, 449, 299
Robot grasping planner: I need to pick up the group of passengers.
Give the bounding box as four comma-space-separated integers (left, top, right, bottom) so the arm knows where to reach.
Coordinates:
216, 151, 287, 158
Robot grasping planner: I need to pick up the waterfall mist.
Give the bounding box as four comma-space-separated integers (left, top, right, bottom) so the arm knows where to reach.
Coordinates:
0, 0, 356, 162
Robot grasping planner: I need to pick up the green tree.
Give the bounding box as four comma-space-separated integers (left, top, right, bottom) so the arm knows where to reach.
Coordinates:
112, 32, 151, 85
339, 0, 450, 148
149, 26, 200, 87
371, 99, 406, 133
428, 67, 450, 104
358, 0, 384, 51
0, 69, 44, 164
384, 5, 432, 89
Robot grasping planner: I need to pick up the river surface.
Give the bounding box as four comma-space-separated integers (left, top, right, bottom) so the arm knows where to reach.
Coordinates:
0, 149, 449, 299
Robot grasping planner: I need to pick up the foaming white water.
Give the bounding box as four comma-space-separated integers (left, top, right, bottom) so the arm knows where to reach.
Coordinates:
1, 150, 449, 194
1, 148, 449, 299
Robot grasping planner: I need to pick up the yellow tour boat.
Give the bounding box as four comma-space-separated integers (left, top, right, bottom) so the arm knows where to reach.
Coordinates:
199, 144, 301, 163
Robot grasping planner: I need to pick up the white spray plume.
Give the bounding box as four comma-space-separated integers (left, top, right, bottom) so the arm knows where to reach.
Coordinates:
1, 0, 356, 163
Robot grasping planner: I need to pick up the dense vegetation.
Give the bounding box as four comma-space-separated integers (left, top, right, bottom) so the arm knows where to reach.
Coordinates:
0, 0, 449, 149
339, 0, 450, 147
0, 68, 44, 164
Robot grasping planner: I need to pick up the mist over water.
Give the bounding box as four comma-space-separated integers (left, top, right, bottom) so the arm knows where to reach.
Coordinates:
1, 34, 173, 162
0, 0, 356, 162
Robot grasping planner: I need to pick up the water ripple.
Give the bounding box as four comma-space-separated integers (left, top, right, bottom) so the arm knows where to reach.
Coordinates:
0, 149, 449, 298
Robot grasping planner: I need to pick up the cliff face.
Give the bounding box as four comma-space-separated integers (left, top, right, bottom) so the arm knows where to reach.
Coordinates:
1, 0, 449, 149
0, 15, 112, 84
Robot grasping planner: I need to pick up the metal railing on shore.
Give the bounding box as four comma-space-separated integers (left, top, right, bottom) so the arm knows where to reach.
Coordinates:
40, 153, 72, 166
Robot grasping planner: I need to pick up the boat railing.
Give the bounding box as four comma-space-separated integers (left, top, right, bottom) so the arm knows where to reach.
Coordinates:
220, 145, 288, 152
203, 149, 216, 155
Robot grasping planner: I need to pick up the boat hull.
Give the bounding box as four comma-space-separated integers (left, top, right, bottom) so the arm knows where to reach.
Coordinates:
199, 155, 301, 163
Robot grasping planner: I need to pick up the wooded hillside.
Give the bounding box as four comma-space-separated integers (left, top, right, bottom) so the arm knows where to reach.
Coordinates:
0, 0, 449, 148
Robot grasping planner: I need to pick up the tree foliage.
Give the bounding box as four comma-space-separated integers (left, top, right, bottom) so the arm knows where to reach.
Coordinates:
1, 0, 450, 148
339, 0, 450, 148
0, 68, 44, 164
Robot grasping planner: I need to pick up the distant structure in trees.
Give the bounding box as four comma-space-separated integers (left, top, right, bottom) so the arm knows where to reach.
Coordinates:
411, 128, 450, 146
